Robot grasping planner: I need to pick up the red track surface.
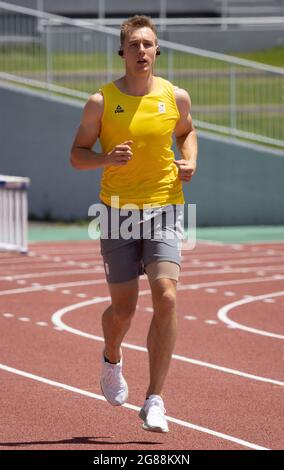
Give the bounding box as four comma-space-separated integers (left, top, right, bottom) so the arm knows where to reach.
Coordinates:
0, 240, 284, 450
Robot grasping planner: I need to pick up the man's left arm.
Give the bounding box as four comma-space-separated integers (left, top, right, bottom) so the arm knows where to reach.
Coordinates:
174, 87, 198, 182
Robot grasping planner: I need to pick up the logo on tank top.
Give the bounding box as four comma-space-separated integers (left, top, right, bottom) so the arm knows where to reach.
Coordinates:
114, 105, 125, 113
158, 102, 166, 113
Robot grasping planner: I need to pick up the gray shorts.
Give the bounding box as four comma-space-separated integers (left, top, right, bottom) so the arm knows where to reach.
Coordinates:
99, 202, 184, 283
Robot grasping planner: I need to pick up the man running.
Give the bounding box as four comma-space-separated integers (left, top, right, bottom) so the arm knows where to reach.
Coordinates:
70, 15, 197, 433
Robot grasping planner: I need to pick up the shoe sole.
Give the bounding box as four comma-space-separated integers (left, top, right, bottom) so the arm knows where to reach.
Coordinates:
142, 423, 169, 433
139, 408, 169, 433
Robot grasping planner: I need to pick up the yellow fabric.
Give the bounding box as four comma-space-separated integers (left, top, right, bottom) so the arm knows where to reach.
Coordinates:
99, 76, 184, 208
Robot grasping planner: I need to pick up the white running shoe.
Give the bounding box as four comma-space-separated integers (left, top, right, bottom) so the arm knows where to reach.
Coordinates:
139, 394, 169, 433
100, 351, 128, 406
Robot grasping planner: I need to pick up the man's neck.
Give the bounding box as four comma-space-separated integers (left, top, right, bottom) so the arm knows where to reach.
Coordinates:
119, 74, 156, 96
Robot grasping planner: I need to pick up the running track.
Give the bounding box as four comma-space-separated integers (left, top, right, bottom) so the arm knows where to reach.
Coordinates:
0, 240, 283, 450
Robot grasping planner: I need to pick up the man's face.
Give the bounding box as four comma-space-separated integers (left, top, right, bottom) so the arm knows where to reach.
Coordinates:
121, 27, 158, 75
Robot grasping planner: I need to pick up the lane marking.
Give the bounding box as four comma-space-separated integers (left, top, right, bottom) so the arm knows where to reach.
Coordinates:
177, 275, 284, 292
36, 321, 48, 327
218, 291, 284, 340
51, 297, 284, 387
0, 363, 269, 450
182, 256, 284, 268
0, 279, 106, 296
1, 275, 284, 298
1, 265, 284, 282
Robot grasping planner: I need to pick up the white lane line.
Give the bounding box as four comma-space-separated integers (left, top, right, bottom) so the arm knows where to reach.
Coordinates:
18, 317, 30, 322
1, 265, 284, 282
51, 297, 284, 387
205, 288, 217, 293
1, 275, 284, 298
28, 248, 100, 255
185, 316, 197, 321
182, 250, 284, 261
0, 259, 98, 269
0, 279, 106, 296
177, 275, 284, 292
182, 256, 284, 268
3, 313, 14, 318
0, 363, 269, 450
173, 266, 284, 277
205, 320, 218, 325
218, 291, 284, 340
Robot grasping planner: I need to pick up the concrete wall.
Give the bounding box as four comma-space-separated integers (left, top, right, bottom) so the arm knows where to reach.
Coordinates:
1, 84, 284, 226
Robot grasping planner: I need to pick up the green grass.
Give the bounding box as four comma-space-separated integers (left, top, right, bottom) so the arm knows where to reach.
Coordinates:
2, 45, 283, 74
232, 46, 284, 68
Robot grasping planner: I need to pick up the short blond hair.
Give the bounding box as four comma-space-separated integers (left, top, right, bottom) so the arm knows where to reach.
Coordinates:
120, 15, 158, 46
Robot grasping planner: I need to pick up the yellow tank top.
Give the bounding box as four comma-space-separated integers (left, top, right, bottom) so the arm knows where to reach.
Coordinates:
99, 76, 184, 208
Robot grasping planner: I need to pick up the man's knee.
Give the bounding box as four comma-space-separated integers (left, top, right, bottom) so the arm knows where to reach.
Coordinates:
151, 280, 177, 315
111, 301, 137, 322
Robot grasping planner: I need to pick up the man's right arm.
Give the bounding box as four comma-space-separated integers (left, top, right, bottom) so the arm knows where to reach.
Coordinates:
70, 92, 107, 170
70, 92, 133, 170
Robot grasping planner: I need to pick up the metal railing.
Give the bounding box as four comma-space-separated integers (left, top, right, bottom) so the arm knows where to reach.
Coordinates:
75, 16, 284, 27
0, 1, 283, 148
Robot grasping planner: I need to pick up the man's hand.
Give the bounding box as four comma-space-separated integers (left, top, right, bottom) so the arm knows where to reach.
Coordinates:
174, 159, 196, 182
106, 140, 133, 166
